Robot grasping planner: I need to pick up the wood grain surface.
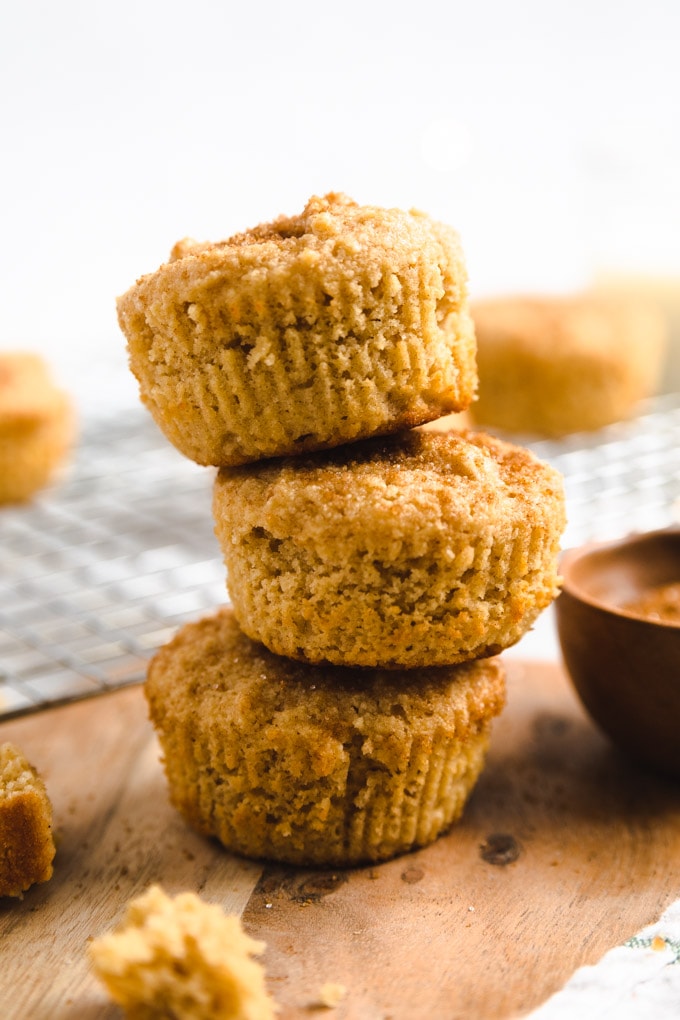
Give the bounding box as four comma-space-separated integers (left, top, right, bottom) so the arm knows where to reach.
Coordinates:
1, 658, 679, 1020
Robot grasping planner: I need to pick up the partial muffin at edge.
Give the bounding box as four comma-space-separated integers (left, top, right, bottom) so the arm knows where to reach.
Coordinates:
212, 428, 566, 669
145, 608, 506, 868
117, 192, 477, 466
469, 292, 668, 437
0, 352, 75, 504
0, 742, 56, 898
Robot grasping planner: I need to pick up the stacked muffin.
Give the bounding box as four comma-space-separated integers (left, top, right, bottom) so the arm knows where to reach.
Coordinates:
118, 193, 566, 867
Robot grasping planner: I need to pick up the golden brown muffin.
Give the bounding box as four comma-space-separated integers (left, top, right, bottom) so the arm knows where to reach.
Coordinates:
145, 609, 506, 867
90, 884, 277, 1020
212, 429, 566, 669
0, 742, 56, 898
470, 293, 668, 436
0, 352, 75, 504
117, 193, 477, 467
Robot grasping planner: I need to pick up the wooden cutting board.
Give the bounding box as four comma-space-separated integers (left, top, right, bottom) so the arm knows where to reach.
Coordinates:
1, 658, 679, 1020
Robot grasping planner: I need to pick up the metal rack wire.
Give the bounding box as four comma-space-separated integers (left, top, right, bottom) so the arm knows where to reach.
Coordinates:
1, 409, 225, 718
1, 395, 679, 720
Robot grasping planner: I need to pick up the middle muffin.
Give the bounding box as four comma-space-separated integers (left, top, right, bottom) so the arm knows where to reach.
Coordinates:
213, 428, 566, 669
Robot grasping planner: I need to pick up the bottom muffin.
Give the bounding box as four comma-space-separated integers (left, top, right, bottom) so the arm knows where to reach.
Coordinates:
145, 609, 506, 867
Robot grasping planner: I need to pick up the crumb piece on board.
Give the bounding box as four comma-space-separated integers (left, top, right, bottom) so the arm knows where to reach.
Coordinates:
317, 982, 347, 1008
89, 884, 278, 1019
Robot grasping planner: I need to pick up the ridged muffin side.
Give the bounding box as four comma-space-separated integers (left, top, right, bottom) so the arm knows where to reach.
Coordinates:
213, 429, 566, 668
145, 609, 506, 867
117, 193, 477, 466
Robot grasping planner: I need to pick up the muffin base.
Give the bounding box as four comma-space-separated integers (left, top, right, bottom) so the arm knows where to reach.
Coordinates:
145, 609, 506, 868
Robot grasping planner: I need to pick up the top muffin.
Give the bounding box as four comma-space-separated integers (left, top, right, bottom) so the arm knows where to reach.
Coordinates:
117, 193, 477, 466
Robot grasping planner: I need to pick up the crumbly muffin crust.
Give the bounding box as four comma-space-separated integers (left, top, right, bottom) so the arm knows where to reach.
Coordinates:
118, 193, 477, 466
0, 352, 75, 504
0, 742, 56, 898
470, 293, 668, 436
90, 884, 277, 1020
145, 609, 506, 867
213, 429, 566, 669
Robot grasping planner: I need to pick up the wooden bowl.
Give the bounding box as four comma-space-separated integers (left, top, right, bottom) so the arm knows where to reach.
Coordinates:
555, 528, 680, 779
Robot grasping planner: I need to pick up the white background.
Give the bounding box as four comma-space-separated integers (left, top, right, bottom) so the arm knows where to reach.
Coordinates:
2, 0, 679, 386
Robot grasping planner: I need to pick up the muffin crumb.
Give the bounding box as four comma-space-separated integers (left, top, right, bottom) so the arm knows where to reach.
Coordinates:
89, 884, 277, 1019
317, 983, 347, 1008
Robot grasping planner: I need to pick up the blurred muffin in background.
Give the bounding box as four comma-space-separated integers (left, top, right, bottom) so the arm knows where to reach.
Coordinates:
0, 352, 76, 504
469, 292, 668, 437
593, 272, 680, 394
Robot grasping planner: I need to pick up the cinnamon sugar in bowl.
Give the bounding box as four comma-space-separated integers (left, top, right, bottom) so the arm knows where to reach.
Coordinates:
555, 528, 680, 779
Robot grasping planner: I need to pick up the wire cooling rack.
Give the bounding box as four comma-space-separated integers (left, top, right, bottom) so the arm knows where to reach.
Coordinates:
0, 409, 226, 718
1, 394, 679, 720
525, 392, 680, 546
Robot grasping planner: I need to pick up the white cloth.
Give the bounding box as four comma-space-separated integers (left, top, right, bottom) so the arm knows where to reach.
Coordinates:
527, 898, 680, 1019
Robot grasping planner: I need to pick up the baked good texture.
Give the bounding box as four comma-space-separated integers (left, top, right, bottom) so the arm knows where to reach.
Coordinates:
117, 192, 477, 466
212, 429, 566, 669
90, 884, 276, 1020
0, 742, 56, 898
470, 293, 668, 436
0, 352, 75, 503
145, 609, 506, 867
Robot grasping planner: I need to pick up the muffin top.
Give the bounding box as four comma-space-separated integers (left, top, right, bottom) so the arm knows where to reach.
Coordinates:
165, 192, 465, 296
214, 428, 565, 560
120, 192, 469, 315
146, 608, 506, 776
